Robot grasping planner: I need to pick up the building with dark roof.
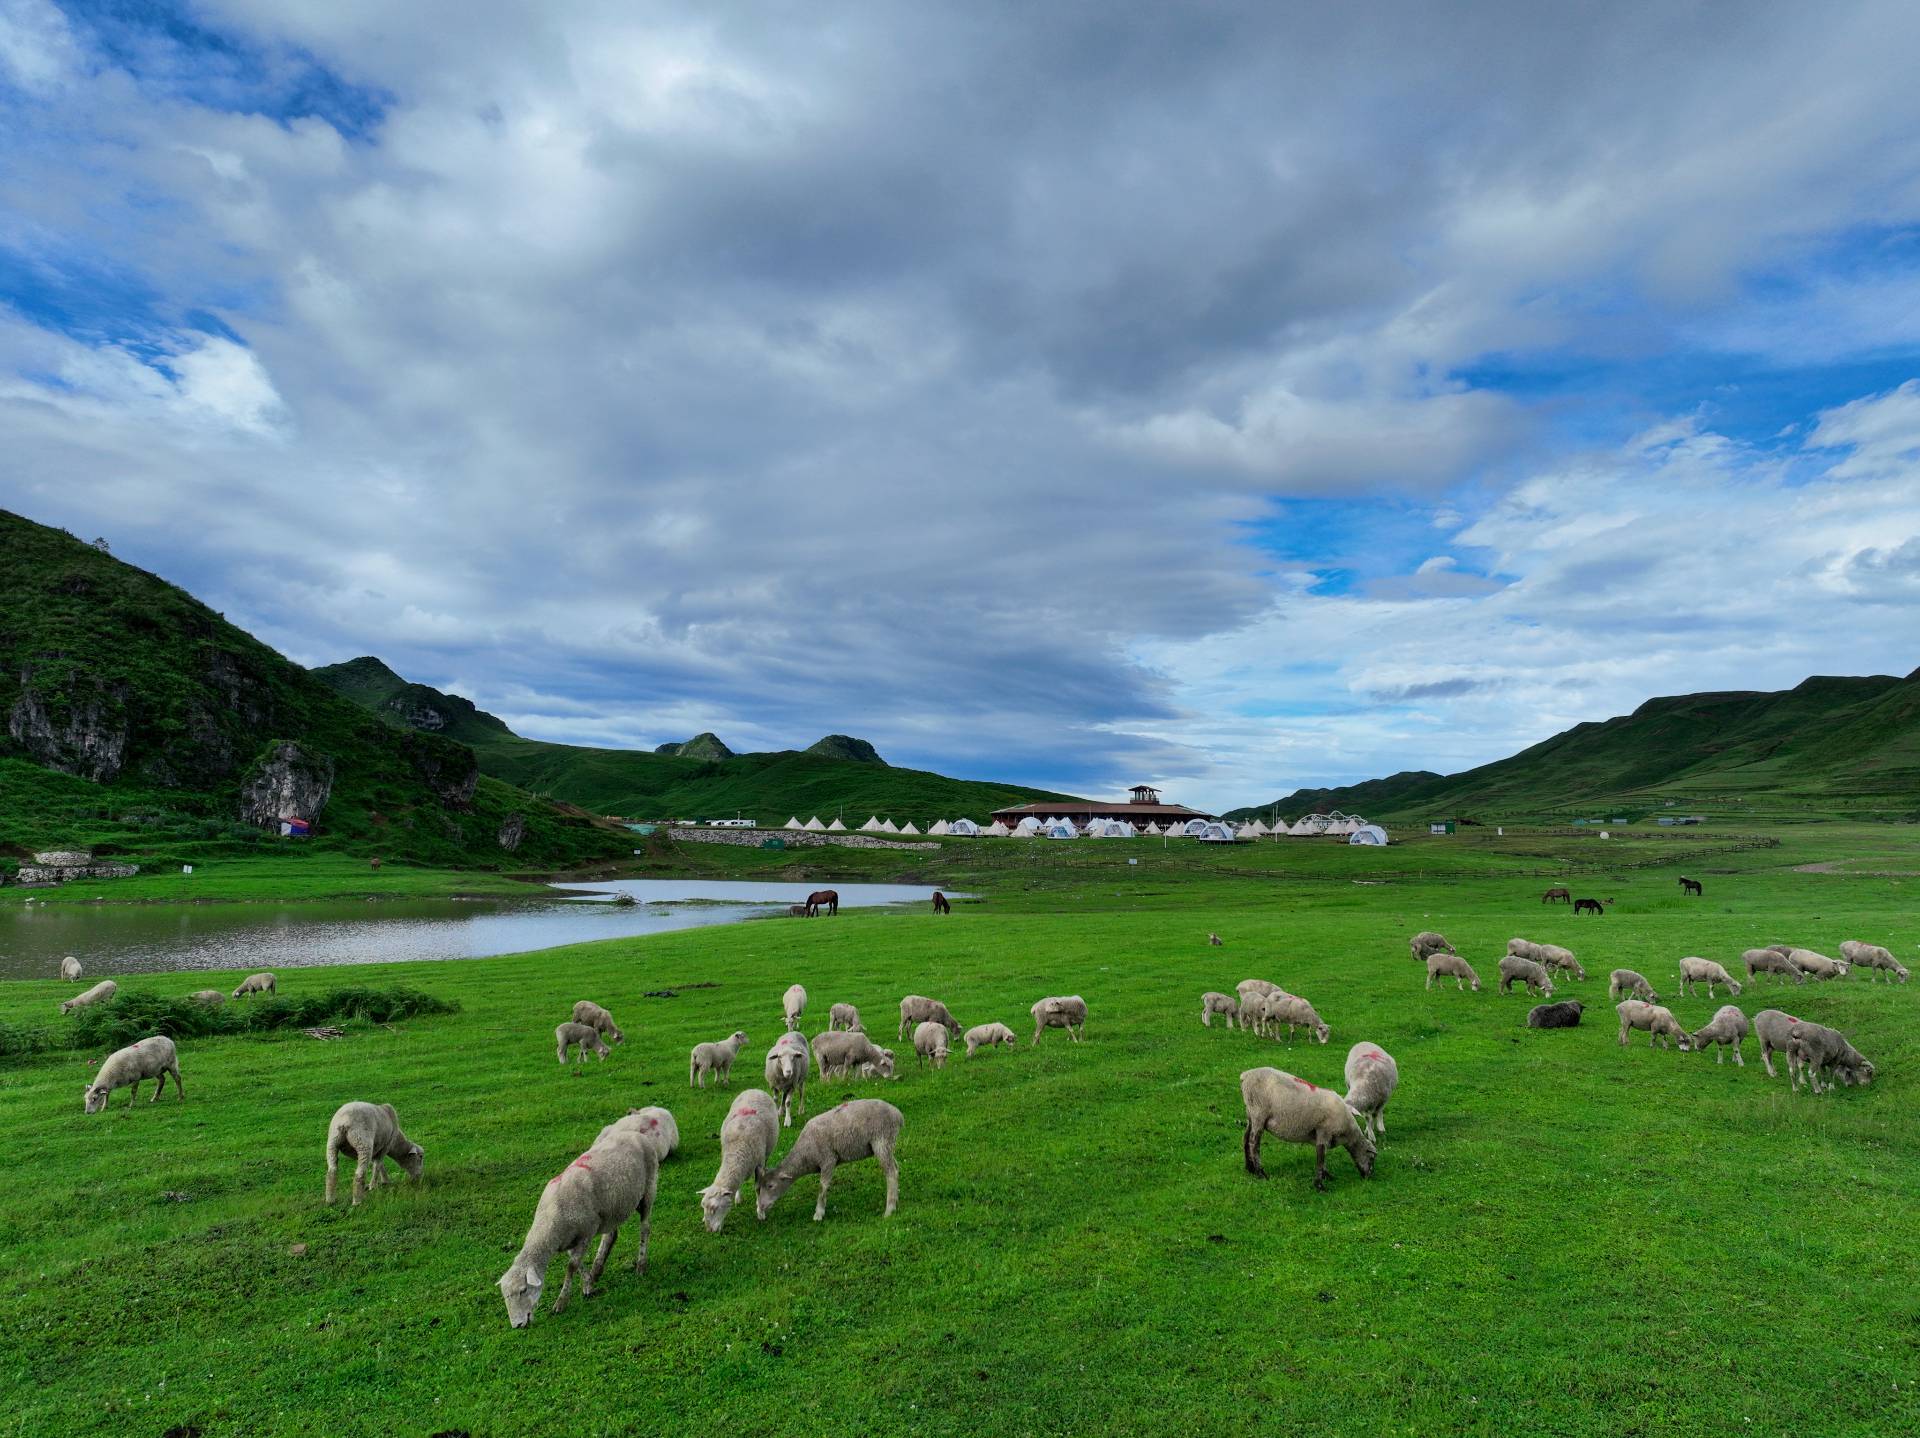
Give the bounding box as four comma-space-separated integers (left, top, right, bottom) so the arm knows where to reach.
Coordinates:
989, 786, 1214, 828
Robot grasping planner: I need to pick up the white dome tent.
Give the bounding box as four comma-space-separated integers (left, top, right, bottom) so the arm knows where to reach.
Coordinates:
1194, 821, 1237, 842
1348, 824, 1388, 846
950, 818, 981, 836
1181, 818, 1211, 836
1043, 820, 1078, 839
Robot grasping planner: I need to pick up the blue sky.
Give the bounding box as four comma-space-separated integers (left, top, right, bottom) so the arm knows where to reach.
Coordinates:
4, 0, 1920, 811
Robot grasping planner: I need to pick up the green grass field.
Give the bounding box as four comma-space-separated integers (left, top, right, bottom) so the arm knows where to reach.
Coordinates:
2, 827, 1916, 1436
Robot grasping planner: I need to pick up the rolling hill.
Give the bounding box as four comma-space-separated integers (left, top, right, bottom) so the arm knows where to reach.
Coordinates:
312, 657, 1076, 823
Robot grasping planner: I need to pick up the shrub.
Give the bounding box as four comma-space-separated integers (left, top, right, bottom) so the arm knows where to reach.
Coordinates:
63, 985, 458, 1052
0, 1021, 55, 1058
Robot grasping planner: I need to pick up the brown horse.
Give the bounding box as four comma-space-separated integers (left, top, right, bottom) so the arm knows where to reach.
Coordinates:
804, 889, 839, 917
1541, 887, 1570, 904
1678, 876, 1703, 896
1573, 897, 1603, 915
931, 891, 951, 915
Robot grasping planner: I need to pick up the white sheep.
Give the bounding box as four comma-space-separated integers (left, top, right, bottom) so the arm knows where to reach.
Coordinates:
1424, 953, 1480, 992
1342, 1043, 1398, 1144
60, 979, 118, 1015
1838, 940, 1909, 984
1509, 939, 1583, 982
556, 1022, 611, 1065
828, 1002, 864, 1031
699, 1088, 780, 1232
1677, 957, 1741, 998
1497, 956, 1554, 998
1784, 1020, 1875, 1094
1200, 991, 1241, 1029
571, 1001, 625, 1045
1608, 969, 1658, 1003
897, 995, 962, 1039
497, 1125, 658, 1327
754, 1098, 903, 1222
1752, 1008, 1806, 1078
604, 1106, 679, 1161
324, 1101, 425, 1205
783, 984, 808, 1032
1030, 995, 1087, 1045
689, 1031, 750, 1088
1742, 947, 1804, 985
1240, 1066, 1375, 1189
765, 1031, 811, 1127
1267, 993, 1330, 1044
913, 1020, 951, 1069
1687, 1005, 1749, 1065
813, 1030, 898, 1080
232, 972, 276, 999
82, 1035, 183, 1112
1235, 978, 1283, 1006
187, 989, 226, 1006
1787, 948, 1848, 981
60, 956, 83, 981
1615, 1000, 1690, 1051
1409, 931, 1454, 962
963, 1022, 1017, 1056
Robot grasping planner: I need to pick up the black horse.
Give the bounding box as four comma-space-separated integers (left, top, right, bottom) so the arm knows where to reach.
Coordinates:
931, 891, 951, 915
1678, 876, 1703, 896
1573, 897, 1604, 915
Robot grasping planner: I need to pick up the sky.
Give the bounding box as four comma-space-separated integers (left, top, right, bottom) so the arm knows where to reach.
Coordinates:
3, 1, 1920, 813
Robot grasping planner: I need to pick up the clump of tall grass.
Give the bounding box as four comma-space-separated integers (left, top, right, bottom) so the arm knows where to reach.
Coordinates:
62, 985, 458, 1051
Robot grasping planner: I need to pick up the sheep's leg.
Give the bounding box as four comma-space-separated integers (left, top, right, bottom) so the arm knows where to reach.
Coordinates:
126, 1080, 141, 1107
1424, 973, 1434, 990
169, 1065, 184, 1100
1733, 1045, 1744, 1067
878, 1142, 899, 1217
813, 1158, 837, 1221
152, 1070, 169, 1101
1032, 1025, 1043, 1046
325, 1139, 341, 1205
1761, 1044, 1777, 1078
1243, 1120, 1267, 1179
553, 1243, 588, 1313
587, 1229, 617, 1287
1312, 1142, 1330, 1192
351, 1153, 370, 1206
1376, 1105, 1387, 1136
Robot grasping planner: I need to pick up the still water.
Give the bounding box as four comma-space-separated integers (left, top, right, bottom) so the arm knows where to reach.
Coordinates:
0, 881, 949, 980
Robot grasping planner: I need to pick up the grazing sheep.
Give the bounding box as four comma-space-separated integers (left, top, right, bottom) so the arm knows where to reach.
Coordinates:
766, 1031, 811, 1127
896, 995, 962, 1039
1030, 995, 1087, 1045
1235, 981, 1287, 1034
828, 1002, 864, 1031
1788, 948, 1849, 981
814, 1030, 898, 1080
1678, 957, 1742, 998
689, 1031, 750, 1088
1608, 969, 1658, 1003
1409, 931, 1454, 962
1424, 953, 1480, 992
1742, 947, 1805, 985
1341, 1043, 1398, 1144
1526, 1000, 1585, 1028
324, 1101, 425, 1205
82, 1035, 184, 1112
1616, 1000, 1690, 1051
699, 1089, 780, 1232
1753, 1008, 1807, 1079
754, 1098, 904, 1222
232, 972, 275, 999
783, 984, 808, 1032
556, 1022, 612, 1065
60, 979, 118, 1015
1201, 991, 1241, 1029
912, 1020, 951, 1069
60, 956, 83, 981
571, 1001, 625, 1045
1497, 956, 1554, 998
497, 1125, 658, 1327
1240, 1066, 1376, 1190
604, 1106, 679, 1160
187, 989, 226, 1006
1235, 978, 1283, 1004
1267, 993, 1330, 1044
1839, 940, 1909, 984
1784, 1020, 1875, 1094
1687, 1005, 1750, 1065
963, 1022, 1017, 1056
1508, 939, 1583, 981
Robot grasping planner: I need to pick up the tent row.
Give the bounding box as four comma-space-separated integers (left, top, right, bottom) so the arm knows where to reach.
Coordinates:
780, 811, 1386, 843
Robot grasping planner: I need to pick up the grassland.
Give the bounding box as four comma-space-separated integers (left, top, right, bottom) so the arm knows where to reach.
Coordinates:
1, 825, 1916, 1436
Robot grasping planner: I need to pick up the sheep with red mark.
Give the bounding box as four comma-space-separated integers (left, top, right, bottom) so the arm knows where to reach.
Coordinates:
1240, 1066, 1375, 1190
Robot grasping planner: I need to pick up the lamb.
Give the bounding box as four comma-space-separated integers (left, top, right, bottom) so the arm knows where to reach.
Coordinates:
1742, 947, 1805, 985
323, 1101, 425, 1205
699, 1088, 781, 1231
1235, 981, 1287, 1034
1497, 956, 1554, 998
1208, 933, 1224, 946
498, 1124, 658, 1327
1784, 1020, 1875, 1094
60, 956, 83, 981
765, 1031, 810, 1127
1235, 978, 1283, 1004
571, 1001, 625, 1045
1788, 948, 1849, 981
1678, 957, 1742, 998
963, 1022, 1017, 1056
604, 1106, 679, 1160
1267, 993, 1330, 1044
1753, 1008, 1805, 1079
1687, 1005, 1749, 1065
754, 1098, 903, 1222
82, 1035, 184, 1112
1608, 969, 1658, 1003
1240, 1066, 1376, 1190
188, 989, 227, 1006
60, 979, 117, 1015
813, 1029, 899, 1080
1200, 991, 1241, 1029
783, 984, 808, 1032
1409, 931, 1454, 963
1839, 940, 1909, 984
913, 1020, 951, 1069
1424, 953, 1480, 992
689, 1030, 750, 1088
1341, 1043, 1398, 1144
556, 1022, 611, 1065
1030, 995, 1087, 1045
897, 995, 962, 1039
1525, 942, 1584, 982
1616, 1000, 1690, 1051
1526, 1000, 1585, 1028
232, 972, 276, 999
828, 1002, 864, 1031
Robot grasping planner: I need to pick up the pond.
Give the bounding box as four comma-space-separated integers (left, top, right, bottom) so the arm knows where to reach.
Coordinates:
0, 880, 955, 981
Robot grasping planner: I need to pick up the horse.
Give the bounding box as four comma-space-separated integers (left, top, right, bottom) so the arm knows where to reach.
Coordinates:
1573, 897, 1604, 915
931, 891, 951, 915
1678, 876, 1703, 896
804, 889, 839, 918
1541, 887, 1571, 904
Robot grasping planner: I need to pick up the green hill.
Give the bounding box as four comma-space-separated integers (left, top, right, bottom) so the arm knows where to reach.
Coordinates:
654, 733, 735, 761
1232, 672, 1920, 822
0, 511, 624, 871
313, 662, 1076, 823
1224, 771, 1442, 823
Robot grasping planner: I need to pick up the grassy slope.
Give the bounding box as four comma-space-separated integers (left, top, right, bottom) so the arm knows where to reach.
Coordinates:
2, 827, 1916, 1436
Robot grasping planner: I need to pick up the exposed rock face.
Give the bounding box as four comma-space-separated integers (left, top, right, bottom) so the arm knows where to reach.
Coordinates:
387, 694, 449, 731
402, 732, 479, 807
497, 811, 528, 851
16, 856, 139, 884
240, 742, 335, 828
655, 731, 734, 760
7, 663, 131, 782
805, 734, 887, 765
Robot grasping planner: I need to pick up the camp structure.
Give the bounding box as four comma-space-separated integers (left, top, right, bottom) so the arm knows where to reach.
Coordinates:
879, 818, 899, 833
949, 818, 981, 836
1180, 818, 1211, 836
1234, 821, 1265, 840
928, 819, 951, 836
898, 821, 920, 835
785, 817, 805, 830
982, 820, 1010, 836
1087, 818, 1135, 838
824, 817, 845, 831
1349, 824, 1388, 846
1139, 821, 1162, 835
1043, 820, 1079, 839
1193, 820, 1237, 842
805, 816, 827, 831
860, 816, 883, 832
